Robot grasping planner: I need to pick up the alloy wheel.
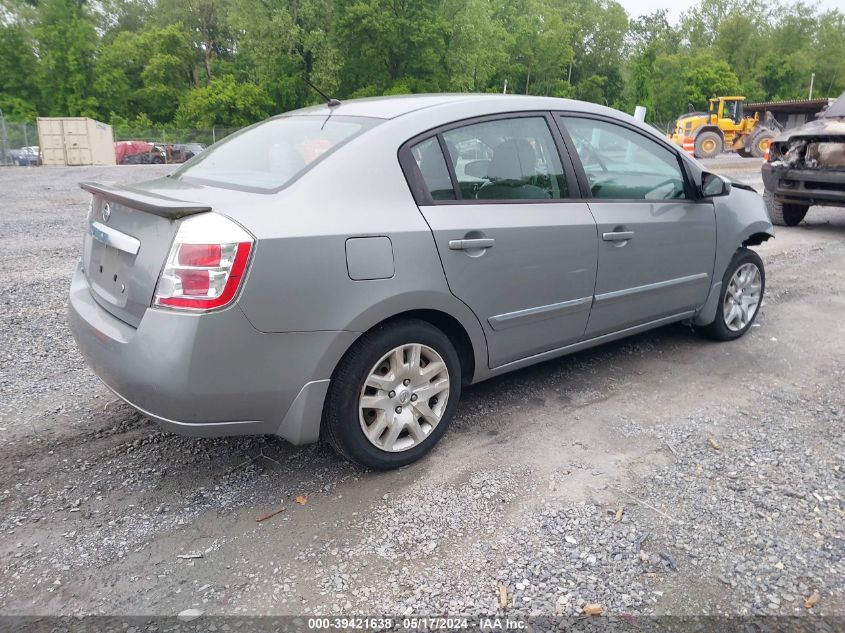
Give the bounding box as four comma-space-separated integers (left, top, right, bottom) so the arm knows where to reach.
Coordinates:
358, 343, 450, 453
723, 263, 762, 332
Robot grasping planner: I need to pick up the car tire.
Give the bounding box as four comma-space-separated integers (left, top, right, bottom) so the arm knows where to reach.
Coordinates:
764, 190, 808, 226
694, 131, 722, 159
322, 318, 461, 470
698, 248, 765, 342
748, 128, 775, 158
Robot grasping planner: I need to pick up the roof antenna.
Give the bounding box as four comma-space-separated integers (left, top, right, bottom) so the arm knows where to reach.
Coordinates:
303, 76, 341, 108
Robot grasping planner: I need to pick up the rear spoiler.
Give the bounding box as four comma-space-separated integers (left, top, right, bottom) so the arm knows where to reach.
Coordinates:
80, 182, 211, 220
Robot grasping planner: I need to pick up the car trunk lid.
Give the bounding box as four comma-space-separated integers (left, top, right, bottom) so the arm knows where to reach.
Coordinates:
79, 182, 212, 327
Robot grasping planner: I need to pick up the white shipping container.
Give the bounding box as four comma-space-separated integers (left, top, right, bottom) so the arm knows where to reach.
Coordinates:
37, 117, 116, 166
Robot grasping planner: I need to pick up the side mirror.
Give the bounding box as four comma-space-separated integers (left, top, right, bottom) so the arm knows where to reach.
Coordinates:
701, 172, 731, 198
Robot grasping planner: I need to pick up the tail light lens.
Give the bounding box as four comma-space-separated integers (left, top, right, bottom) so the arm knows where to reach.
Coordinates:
153, 213, 254, 311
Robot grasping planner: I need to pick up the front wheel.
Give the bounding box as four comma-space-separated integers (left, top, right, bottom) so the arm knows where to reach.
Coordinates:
764, 190, 808, 226
748, 129, 775, 158
697, 249, 765, 341
322, 319, 461, 469
695, 131, 723, 159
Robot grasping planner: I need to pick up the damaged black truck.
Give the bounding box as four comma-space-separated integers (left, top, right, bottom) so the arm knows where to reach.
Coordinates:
763, 92, 845, 226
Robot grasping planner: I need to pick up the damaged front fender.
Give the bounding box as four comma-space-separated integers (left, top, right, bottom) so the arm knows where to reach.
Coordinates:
693, 187, 773, 326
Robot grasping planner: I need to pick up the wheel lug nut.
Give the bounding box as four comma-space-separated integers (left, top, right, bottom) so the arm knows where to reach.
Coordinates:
395, 406, 403, 414
403, 379, 411, 386
410, 394, 418, 402
388, 391, 395, 398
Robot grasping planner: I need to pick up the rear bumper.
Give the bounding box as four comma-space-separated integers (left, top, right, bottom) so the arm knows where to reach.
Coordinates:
762, 162, 845, 206
68, 264, 358, 444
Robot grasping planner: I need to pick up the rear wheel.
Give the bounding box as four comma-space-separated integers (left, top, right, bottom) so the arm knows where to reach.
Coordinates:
764, 190, 808, 226
322, 319, 461, 469
698, 249, 765, 342
748, 128, 775, 158
695, 131, 723, 159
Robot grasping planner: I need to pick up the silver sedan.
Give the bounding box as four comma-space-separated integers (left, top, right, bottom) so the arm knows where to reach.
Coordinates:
68, 94, 773, 469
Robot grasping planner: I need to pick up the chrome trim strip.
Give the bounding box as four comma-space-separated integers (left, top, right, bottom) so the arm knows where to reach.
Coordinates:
594, 273, 709, 306
490, 310, 696, 373
488, 296, 593, 331
90, 222, 141, 255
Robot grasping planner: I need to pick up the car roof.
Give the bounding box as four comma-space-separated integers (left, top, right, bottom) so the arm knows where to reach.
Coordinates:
284, 93, 624, 121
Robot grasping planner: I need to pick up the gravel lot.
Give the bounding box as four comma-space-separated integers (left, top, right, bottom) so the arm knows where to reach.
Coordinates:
1, 160, 843, 620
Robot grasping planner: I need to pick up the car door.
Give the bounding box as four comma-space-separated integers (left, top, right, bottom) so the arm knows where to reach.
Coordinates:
557, 114, 716, 337
400, 114, 598, 368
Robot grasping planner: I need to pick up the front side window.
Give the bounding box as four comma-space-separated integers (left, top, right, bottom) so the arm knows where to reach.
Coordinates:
442, 117, 569, 201
175, 115, 379, 191
560, 116, 687, 201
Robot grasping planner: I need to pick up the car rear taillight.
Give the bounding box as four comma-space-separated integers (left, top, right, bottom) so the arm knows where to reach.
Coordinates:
153, 213, 254, 312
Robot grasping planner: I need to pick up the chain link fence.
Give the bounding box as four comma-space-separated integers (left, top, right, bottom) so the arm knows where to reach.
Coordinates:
0, 112, 242, 167
112, 125, 240, 146
0, 119, 39, 166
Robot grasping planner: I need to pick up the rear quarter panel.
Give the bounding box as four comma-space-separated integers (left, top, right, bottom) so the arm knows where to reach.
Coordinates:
221, 123, 490, 380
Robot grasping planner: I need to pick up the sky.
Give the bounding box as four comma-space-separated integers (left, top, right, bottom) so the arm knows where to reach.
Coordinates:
615, 0, 842, 22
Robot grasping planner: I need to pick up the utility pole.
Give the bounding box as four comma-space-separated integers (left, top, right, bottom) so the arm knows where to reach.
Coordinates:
809, 73, 815, 99
0, 108, 9, 165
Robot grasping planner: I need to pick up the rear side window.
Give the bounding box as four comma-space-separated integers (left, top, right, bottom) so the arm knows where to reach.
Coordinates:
175, 115, 379, 192
442, 117, 569, 201
410, 137, 456, 200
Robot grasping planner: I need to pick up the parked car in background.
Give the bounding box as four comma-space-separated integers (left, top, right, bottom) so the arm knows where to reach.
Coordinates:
115, 140, 168, 165
70, 95, 773, 469
763, 91, 845, 225
8, 146, 41, 166
168, 143, 206, 163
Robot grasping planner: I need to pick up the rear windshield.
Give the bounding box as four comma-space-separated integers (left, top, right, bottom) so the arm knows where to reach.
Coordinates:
823, 93, 845, 118
174, 115, 379, 191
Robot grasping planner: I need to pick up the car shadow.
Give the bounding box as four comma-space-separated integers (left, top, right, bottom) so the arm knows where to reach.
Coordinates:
0, 320, 733, 575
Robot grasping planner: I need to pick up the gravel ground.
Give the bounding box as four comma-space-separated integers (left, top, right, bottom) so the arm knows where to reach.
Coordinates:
0, 160, 843, 620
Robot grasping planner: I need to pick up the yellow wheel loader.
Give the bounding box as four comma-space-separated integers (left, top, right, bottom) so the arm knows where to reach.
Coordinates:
670, 96, 781, 159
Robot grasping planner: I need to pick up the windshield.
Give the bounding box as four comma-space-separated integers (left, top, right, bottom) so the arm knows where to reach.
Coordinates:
823, 92, 845, 118
174, 115, 379, 191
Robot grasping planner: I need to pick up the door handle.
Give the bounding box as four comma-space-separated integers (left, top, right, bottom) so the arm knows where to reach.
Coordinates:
602, 231, 635, 242
449, 238, 495, 250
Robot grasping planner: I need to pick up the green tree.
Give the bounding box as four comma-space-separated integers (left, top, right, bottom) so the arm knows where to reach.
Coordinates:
333, 0, 444, 95
814, 10, 845, 97
228, 0, 340, 111
94, 23, 195, 122
682, 52, 742, 109
714, 12, 767, 99
438, 0, 508, 92
35, 0, 99, 116
156, 0, 235, 84
0, 23, 40, 111
174, 74, 273, 127
626, 10, 681, 116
